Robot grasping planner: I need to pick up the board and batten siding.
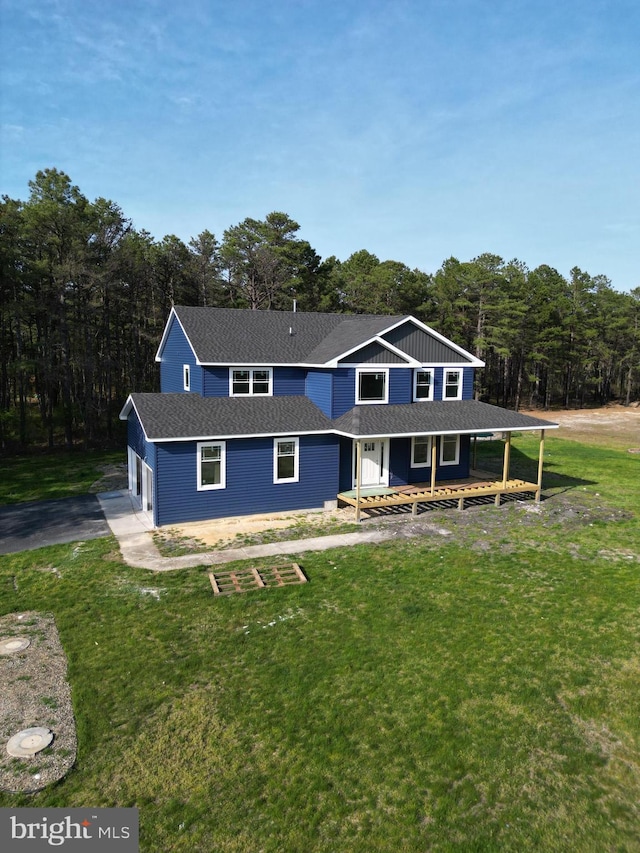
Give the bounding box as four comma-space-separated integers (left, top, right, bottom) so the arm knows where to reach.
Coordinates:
159, 315, 202, 394
154, 434, 340, 526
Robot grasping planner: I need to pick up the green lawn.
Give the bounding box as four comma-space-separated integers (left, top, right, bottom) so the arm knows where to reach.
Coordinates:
0, 437, 639, 851
0, 449, 125, 504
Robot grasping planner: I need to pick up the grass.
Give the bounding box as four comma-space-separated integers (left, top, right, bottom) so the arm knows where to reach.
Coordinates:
0, 449, 125, 504
0, 435, 638, 851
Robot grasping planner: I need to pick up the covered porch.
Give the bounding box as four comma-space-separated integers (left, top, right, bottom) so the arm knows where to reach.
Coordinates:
339, 429, 548, 522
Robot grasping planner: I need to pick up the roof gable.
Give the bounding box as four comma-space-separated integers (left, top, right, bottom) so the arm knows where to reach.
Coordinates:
155, 307, 481, 368
381, 319, 479, 365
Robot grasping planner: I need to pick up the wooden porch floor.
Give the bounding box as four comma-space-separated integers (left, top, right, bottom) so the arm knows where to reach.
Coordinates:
337, 470, 540, 519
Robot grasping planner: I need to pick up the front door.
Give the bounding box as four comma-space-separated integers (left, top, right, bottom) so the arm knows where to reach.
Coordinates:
355, 440, 388, 487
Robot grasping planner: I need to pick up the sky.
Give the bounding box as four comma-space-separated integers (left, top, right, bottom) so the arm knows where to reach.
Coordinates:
1, 0, 639, 292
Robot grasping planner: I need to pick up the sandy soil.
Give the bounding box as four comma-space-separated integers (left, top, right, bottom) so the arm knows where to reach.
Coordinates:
523, 403, 640, 450
159, 404, 639, 547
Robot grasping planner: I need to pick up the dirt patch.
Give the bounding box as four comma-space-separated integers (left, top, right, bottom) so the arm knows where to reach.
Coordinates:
156, 507, 356, 550
0, 611, 77, 794
521, 404, 640, 450
89, 462, 128, 493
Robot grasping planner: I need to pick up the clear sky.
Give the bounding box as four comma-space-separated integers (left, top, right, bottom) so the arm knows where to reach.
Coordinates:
1, 0, 639, 291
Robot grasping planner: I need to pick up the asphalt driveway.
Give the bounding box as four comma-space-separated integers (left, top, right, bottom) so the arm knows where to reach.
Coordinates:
0, 495, 111, 555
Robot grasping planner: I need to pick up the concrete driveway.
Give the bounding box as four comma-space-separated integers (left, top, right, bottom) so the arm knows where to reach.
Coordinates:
0, 495, 111, 555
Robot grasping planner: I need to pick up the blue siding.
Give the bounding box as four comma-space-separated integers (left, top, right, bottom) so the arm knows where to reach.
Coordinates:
332, 369, 355, 417
127, 413, 156, 469
389, 438, 410, 486
389, 370, 412, 404
155, 434, 340, 526
274, 367, 305, 396
159, 315, 202, 394
306, 370, 333, 416
203, 367, 228, 397
462, 367, 474, 400
338, 436, 354, 491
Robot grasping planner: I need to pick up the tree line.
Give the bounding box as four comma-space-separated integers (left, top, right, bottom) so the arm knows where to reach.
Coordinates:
1, 168, 639, 451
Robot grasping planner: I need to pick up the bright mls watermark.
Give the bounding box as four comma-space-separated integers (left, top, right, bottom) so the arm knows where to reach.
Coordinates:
1, 808, 138, 851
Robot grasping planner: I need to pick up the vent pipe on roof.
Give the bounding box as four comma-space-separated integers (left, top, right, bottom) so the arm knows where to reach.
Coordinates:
293, 298, 297, 313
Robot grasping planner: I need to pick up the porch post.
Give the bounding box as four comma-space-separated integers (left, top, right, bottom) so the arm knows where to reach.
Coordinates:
430, 436, 437, 496
536, 429, 545, 502
502, 433, 511, 487
355, 439, 362, 522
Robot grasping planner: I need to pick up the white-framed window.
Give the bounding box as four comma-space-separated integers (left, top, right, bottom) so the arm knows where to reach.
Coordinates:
356, 368, 388, 404
440, 434, 460, 466
230, 368, 272, 396
274, 437, 299, 483
411, 435, 433, 468
183, 364, 190, 391
413, 369, 434, 401
197, 441, 226, 490
443, 369, 463, 400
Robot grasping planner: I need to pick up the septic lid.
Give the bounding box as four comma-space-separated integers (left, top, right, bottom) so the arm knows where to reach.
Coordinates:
6, 727, 54, 757
0, 636, 31, 655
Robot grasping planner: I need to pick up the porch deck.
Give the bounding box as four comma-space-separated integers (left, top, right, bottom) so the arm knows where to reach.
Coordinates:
337, 470, 540, 520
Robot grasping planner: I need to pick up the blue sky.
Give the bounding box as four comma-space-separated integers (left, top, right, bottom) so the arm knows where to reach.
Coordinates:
2, 0, 639, 291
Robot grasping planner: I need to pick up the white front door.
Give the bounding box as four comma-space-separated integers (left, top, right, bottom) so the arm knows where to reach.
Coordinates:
355, 440, 388, 487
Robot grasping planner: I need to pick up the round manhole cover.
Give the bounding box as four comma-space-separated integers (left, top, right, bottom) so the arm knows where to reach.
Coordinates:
0, 636, 31, 655
6, 727, 54, 757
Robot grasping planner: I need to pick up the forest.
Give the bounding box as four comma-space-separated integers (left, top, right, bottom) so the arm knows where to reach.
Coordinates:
1, 168, 639, 452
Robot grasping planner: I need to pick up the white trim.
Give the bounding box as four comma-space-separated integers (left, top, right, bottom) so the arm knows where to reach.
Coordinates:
229, 367, 273, 397
356, 368, 389, 404
329, 335, 420, 368
155, 310, 484, 368
440, 434, 460, 466
443, 369, 463, 401
377, 316, 485, 367
183, 364, 190, 391
155, 307, 199, 363
352, 438, 389, 487
273, 436, 299, 483
197, 440, 226, 490
413, 368, 434, 402
132, 424, 558, 443
411, 435, 433, 468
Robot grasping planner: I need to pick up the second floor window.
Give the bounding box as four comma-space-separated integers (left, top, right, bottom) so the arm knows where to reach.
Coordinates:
230, 368, 272, 396
356, 369, 388, 404
444, 369, 463, 400
414, 369, 434, 401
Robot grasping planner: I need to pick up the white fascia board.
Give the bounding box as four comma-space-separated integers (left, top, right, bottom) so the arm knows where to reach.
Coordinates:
326, 336, 421, 368
155, 307, 199, 363
118, 395, 153, 442
381, 316, 485, 368
332, 424, 559, 440
146, 429, 337, 443
118, 394, 134, 420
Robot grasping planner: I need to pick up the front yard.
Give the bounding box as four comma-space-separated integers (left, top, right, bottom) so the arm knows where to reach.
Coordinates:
0, 433, 638, 851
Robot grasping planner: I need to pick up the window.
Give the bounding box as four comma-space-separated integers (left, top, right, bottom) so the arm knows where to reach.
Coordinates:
411, 435, 433, 468
274, 437, 299, 483
413, 369, 434, 401
183, 364, 190, 391
197, 441, 226, 490
230, 368, 272, 396
356, 369, 388, 404
444, 369, 463, 400
440, 434, 460, 466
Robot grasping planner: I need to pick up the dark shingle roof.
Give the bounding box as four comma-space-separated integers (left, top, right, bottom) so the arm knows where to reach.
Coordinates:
123, 394, 557, 441
170, 306, 407, 364
333, 400, 558, 437
126, 393, 334, 440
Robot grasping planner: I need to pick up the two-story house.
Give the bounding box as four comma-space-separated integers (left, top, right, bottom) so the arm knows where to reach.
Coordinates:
119, 306, 558, 526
